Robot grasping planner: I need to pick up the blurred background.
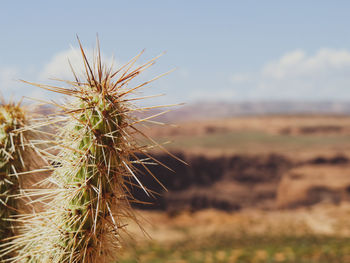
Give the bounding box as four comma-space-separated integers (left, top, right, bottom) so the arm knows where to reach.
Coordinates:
2, 1, 350, 262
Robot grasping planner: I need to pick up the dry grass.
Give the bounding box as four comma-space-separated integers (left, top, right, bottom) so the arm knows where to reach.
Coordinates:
119, 204, 350, 262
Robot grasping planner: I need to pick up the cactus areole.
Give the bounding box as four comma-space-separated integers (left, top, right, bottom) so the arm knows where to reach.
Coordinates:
11, 39, 176, 263
0, 104, 26, 259
56, 85, 131, 261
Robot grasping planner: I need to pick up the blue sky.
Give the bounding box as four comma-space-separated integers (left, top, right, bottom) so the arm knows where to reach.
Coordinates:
1, 1, 350, 104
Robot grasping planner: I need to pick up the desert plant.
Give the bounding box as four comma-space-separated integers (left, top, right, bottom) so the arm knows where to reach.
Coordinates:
0, 102, 48, 261
0, 103, 27, 252
7, 39, 179, 263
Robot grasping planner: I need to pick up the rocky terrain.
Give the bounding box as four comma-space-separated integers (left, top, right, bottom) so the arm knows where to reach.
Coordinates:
132, 152, 350, 212
35, 104, 350, 213
130, 114, 350, 212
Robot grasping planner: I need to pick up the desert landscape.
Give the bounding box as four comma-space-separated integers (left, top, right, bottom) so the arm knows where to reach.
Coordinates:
118, 108, 350, 263
2, 2, 350, 263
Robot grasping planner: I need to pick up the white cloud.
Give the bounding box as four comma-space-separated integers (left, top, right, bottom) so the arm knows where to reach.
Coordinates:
36, 47, 168, 104
39, 47, 118, 82
0, 67, 46, 101
0, 48, 170, 103
0, 67, 19, 91
230, 48, 350, 100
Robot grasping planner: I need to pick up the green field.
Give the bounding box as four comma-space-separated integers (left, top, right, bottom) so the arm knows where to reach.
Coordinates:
161, 131, 350, 155
120, 234, 350, 263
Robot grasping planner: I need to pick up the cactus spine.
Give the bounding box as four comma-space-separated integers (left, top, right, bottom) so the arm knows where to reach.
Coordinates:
0, 102, 50, 261
50, 81, 134, 262
0, 103, 29, 261
10, 39, 172, 263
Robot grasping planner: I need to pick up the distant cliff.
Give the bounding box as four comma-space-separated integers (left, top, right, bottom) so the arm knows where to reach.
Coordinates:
131, 152, 350, 212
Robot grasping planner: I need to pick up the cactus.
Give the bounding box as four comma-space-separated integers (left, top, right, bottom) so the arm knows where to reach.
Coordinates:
0, 102, 51, 262
8, 39, 177, 263
0, 103, 26, 251
0, 102, 47, 261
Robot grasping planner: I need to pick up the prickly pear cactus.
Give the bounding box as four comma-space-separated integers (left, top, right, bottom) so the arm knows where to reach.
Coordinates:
10, 39, 176, 263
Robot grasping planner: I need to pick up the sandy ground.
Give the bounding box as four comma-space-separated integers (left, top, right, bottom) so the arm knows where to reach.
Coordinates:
124, 202, 350, 245
145, 115, 350, 160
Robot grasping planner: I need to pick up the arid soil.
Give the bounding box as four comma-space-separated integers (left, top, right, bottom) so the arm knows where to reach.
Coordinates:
132, 115, 350, 212
132, 153, 350, 212
120, 115, 350, 262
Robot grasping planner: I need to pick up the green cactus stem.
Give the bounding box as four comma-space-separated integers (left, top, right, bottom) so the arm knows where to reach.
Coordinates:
10, 39, 180, 263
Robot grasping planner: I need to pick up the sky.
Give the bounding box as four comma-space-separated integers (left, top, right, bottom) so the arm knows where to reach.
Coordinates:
1, 1, 350, 105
